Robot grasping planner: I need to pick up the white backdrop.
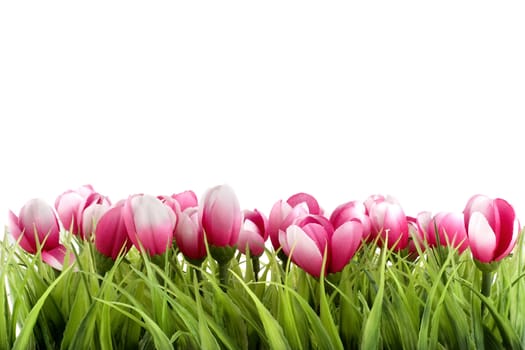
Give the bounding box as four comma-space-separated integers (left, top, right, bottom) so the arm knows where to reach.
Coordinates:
1, 2, 524, 234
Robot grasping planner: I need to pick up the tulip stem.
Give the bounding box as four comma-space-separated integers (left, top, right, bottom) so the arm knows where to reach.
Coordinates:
481, 270, 493, 299
219, 261, 230, 290
252, 256, 260, 282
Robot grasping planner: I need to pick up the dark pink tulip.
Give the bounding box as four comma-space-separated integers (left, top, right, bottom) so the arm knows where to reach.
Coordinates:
200, 185, 241, 247
464, 195, 520, 263
406, 212, 431, 254
279, 215, 332, 277
123, 194, 177, 256
268, 192, 320, 250
237, 209, 268, 256
8, 198, 72, 269
367, 195, 409, 250
95, 202, 133, 260
330, 220, 363, 273
174, 207, 207, 261
55, 185, 110, 238
427, 212, 468, 252
330, 200, 371, 240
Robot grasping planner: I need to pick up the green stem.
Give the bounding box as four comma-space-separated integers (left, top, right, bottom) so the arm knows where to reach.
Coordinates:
481, 270, 493, 299
252, 256, 260, 282
219, 260, 230, 290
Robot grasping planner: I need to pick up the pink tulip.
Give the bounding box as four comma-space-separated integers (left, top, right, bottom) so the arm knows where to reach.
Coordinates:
95, 202, 133, 260
123, 194, 177, 256
427, 212, 468, 252
406, 212, 431, 254
172, 191, 198, 212
81, 203, 110, 240
367, 195, 409, 250
330, 200, 371, 240
268, 192, 320, 250
199, 185, 241, 247
174, 207, 207, 261
464, 195, 520, 263
8, 198, 73, 269
279, 214, 362, 276
237, 209, 268, 256
55, 185, 110, 238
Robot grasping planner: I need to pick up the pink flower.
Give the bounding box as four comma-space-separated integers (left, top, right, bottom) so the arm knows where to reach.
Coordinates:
174, 207, 207, 261
427, 212, 468, 252
464, 195, 520, 263
330, 200, 371, 240
8, 198, 73, 270
123, 194, 177, 256
279, 214, 362, 276
367, 195, 409, 250
172, 191, 198, 212
237, 209, 268, 256
81, 203, 111, 240
55, 185, 110, 238
268, 192, 321, 250
95, 202, 133, 260
199, 185, 241, 247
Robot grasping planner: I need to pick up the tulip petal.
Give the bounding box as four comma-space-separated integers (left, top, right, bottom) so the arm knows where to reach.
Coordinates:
492, 198, 517, 260
41, 245, 75, 271
468, 212, 496, 263
330, 221, 363, 273
287, 193, 321, 215
284, 225, 324, 277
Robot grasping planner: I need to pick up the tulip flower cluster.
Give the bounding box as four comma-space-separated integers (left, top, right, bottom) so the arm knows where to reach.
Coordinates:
7, 184, 521, 278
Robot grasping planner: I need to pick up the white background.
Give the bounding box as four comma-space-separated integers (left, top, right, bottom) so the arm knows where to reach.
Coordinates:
1, 1, 524, 234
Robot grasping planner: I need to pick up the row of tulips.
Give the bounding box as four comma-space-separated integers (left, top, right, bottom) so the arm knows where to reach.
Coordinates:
7, 184, 521, 278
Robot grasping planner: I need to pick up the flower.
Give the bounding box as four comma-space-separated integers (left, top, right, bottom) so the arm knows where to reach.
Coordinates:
464, 195, 520, 263
174, 207, 207, 261
237, 209, 268, 256
199, 185, 241, 247
279, 214, 362, 277
123, 194, 177, 256
55, 185, 110, 238
426, 212, 468, 252
330, 200, 371, 240
95, 201, 132, 260
268, 192, 321, 251
366, 195, 409, 250
8, 198, 73, 269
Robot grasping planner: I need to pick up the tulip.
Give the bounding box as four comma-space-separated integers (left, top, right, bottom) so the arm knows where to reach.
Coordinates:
81, 203, 111, 240
174, 207, 206, 261
268, 192, 321, 251
95, 202, 132, 260
237, 209, 268, 256
427, 212, 468, 252
279, 214, 362, 276
55, 185, 110, 238
172, 191, 198, 212
123, 194, 177, 256
199, 185, 241, 248
8, 198, 73, 269
367, 195, 409, 250
464, 195, 520, 263
330, 200, 371, 240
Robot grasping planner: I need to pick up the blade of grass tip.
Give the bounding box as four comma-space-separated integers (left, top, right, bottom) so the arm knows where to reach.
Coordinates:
12, 264, 73, 350
318, 247, 344, 350
231, 273, 291, 349
360, 246, 387, 350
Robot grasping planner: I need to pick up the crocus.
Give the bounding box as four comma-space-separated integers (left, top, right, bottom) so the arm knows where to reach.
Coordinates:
8, 198, 73, 270
123, 194, 177, 256
199, 185, 241, 247
427, 212, 468, 252
464, 194, 520, 263
237, 209, 268, 256
55, 185, 110, 238
367, 194, 409, 250
268, 192, 321, 251
174, 207, 206, 261
95, 202, 132, 260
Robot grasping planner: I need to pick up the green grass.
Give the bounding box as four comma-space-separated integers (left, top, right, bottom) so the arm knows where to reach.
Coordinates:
2, 229, 525, 349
